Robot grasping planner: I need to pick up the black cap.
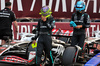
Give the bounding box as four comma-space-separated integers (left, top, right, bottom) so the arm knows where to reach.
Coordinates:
5, 2, 11, 7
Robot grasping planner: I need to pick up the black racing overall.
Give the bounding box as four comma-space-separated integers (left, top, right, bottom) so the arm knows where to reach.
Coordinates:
71, 12, 90, 48
32, 16, 55, 66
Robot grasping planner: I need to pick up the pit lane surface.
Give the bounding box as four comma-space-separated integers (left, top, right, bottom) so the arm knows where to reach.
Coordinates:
0, 63, 84, 66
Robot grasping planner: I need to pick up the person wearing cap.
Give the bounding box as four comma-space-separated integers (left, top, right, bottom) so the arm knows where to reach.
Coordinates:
0, 2, 18, 45
32, 6, 55, 66
70, 1, 90, 50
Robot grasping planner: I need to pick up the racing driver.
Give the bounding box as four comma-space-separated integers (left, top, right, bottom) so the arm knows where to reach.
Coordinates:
32, 6, 55, 66
70, 1, 90, 55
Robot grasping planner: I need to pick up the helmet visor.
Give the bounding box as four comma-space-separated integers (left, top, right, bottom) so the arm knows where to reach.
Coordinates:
76, 5, 83, 8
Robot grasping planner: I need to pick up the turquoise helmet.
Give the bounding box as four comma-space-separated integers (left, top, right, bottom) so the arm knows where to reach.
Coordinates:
75, 1, 85, 12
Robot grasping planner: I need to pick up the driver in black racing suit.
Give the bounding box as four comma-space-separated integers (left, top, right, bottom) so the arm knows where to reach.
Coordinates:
70, 1, 90, 54
32, 6, 55, 66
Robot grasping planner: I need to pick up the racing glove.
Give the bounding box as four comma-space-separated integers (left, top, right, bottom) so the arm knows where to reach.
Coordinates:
70, 21, 77, 28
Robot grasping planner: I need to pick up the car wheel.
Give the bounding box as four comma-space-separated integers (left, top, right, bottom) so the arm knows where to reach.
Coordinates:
62, 46, 76, 66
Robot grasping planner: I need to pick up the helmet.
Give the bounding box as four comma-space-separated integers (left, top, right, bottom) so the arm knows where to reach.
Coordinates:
75, 1, 85, 12
39, 6, 52, 18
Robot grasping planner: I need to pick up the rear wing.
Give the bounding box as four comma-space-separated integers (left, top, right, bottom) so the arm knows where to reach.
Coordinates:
52, 29, 73, 37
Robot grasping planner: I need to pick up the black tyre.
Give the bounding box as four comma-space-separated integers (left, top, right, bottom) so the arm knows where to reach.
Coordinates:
62, 47, 76, 66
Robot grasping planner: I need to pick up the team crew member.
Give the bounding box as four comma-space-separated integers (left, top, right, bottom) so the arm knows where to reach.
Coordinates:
0, 2, 18, 45
70, 1, 90, 49
32, 6, 55, 66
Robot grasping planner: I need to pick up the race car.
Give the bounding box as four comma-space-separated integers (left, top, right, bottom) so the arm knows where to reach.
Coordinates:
0, 33, 36, 65
2, 28, 100, 66
62, 30, 100, 66
0, 32, 72, 66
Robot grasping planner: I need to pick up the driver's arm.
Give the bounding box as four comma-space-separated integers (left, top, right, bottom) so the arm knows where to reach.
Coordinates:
46, 18, 55, 30
83, 14, 90, 28
32, 19, 40, 40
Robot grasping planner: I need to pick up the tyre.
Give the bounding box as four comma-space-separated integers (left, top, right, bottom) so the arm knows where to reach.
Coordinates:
62, 46, 76, 66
